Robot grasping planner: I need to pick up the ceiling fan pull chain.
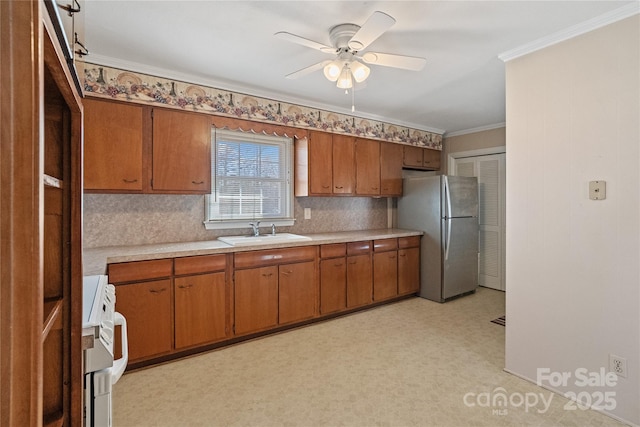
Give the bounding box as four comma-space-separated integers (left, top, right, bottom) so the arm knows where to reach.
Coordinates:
351, 87, 355, 112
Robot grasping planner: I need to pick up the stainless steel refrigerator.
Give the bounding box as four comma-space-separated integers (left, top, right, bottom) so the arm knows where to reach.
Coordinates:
398, 175, 479, 302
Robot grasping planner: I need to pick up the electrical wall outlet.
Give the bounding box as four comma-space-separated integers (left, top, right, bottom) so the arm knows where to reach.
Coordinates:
609, 354, 627, 378
304, 208, 311, 220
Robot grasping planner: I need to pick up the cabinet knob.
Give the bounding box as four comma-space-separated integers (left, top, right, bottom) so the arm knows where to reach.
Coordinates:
322, 185, 330, 189
192, 180, 205, 185
335, 186, 344, 189
262, 273, 273, 278
123, 178, 138, 184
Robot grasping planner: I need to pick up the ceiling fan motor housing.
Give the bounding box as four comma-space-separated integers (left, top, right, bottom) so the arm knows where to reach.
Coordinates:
329, 23, 360, 51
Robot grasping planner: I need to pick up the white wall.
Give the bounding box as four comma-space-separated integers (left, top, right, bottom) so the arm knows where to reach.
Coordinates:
505, 15, 639, 425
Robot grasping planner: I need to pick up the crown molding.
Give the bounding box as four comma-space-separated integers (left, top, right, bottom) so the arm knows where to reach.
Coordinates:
499, 2, 640, 62
444, 122, 506, 138
85, 53, 445, 135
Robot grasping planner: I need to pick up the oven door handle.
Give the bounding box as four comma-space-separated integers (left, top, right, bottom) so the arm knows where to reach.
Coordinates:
112, 312, 129, 384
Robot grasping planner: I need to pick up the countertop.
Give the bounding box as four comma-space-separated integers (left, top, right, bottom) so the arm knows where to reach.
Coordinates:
83, 228, 422, 276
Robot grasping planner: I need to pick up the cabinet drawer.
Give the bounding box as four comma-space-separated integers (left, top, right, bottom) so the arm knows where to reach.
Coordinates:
234, 246, 316, 269
174, 254, 227, 275
320, 243, 346, 259
398, 236, 421, 249
108, 259, 173, 283
347, 241, 371, 255
373, 238, 398, 252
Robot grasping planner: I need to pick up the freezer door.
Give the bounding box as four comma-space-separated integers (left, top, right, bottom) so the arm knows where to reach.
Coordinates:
442, 176, 478, 218
442, 216, 478, 299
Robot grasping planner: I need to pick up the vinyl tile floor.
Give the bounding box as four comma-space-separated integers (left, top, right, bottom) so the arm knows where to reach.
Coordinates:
113, 287, 624, 426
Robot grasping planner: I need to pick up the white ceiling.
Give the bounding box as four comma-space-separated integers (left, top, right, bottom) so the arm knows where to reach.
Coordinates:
83, 1, 634, 134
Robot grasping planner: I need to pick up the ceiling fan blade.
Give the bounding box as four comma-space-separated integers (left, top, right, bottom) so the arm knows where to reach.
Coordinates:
275, 32, 334, 53
361, 52, 426, 71
347, 11, 396, 51
285, 60, 332, 79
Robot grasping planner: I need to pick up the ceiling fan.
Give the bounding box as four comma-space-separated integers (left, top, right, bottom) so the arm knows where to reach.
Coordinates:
275, 11, 426, 90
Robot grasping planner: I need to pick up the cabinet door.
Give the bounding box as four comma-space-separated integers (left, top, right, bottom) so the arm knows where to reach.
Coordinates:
84, 99, 143, 191
346, 254, 372, 308
332, 135, 355, 194
423, 148, 441, 170
152, 108, 211, 192
308, 131, 333, 195
174, 272, 227, 349
320, 257, 346, 314
234, 266, 278, 335
398, 247, 420, 295
279, 261, 316, 324
380, 142, 403, 196
373, 251, 398, 301
115, 279, 173, 361
355, 138, 380, 195
403, 146, 424, 168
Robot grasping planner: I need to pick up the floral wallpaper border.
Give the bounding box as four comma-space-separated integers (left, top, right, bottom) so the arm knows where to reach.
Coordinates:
80, 62, 442, 149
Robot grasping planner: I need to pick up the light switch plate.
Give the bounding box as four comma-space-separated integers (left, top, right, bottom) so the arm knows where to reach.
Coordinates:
589, 181, 606, 200
304, 208, 311, 219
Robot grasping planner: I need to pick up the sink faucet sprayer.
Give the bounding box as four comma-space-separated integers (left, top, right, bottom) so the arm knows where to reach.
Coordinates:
271, 223, 276, 236
249, 221, 260, 237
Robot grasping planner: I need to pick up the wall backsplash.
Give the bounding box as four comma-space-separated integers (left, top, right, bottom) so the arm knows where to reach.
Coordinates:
83, 194, 389, 248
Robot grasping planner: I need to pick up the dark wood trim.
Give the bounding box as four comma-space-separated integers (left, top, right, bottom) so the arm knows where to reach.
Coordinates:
0, 1, 44, 425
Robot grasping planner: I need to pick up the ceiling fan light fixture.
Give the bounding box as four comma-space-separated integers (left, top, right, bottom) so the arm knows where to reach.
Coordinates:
350, 60, 370, 83
323, 61, 342, 82
336, 65, 353, 89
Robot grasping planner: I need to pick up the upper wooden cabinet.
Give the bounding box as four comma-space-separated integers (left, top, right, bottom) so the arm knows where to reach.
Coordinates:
84, 98, 144, 192
84, 99, 212, 194
355, 138, 380, 196
152, 108, 211, 193
296, 130, 355, 196
380, 142, 403, 196
403, 146, 441, 171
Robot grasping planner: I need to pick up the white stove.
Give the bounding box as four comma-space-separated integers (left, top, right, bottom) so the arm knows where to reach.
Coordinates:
82, 275, 128, 427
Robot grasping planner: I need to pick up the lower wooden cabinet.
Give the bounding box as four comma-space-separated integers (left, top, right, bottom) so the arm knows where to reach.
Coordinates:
116, 279, 173, 361
174, 272, 226, 349
320, 258, 347, 314
234, 266, 278, 335
373, 239, 399, 301
346, 254, 373, 308
373, 251, 398, 301
279, 261, 317, 324
398, 236, 421, 295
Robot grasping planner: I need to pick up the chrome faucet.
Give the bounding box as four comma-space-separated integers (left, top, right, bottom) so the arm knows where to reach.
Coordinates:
249, 221, 261, 237
271, 223, 276, 236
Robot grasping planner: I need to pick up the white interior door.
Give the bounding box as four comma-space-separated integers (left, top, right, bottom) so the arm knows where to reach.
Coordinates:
453, 154, 506, 291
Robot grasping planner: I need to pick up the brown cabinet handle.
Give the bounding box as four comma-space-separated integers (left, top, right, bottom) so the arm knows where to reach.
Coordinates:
348, 260, 357, 265
192, 180, 205, 185
178, 284, 193, 289
322, 185, 330, 189
262, 273, 273, 278
335, 186, 344, 189
281, 270, 293, 276
389, 255, 396, 259
123, 178, 138, 183
149, 288, 167, 294
334, 262, 344, 267
399, 253, 407, 257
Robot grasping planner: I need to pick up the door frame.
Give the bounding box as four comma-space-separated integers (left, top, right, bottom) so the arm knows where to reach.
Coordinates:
448, 146, 506, 291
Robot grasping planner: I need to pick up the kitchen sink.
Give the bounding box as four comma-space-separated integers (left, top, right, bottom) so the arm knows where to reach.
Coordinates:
218, 233, 312, 246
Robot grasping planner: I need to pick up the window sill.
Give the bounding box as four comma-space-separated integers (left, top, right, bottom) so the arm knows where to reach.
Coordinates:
203, 218, 296, 230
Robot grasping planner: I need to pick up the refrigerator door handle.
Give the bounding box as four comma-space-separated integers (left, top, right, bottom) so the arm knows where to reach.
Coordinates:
444, 218, 452, 261
444, 175, 453, 220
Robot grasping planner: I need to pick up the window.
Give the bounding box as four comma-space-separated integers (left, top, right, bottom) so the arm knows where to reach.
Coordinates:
204, 129, 294, 229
